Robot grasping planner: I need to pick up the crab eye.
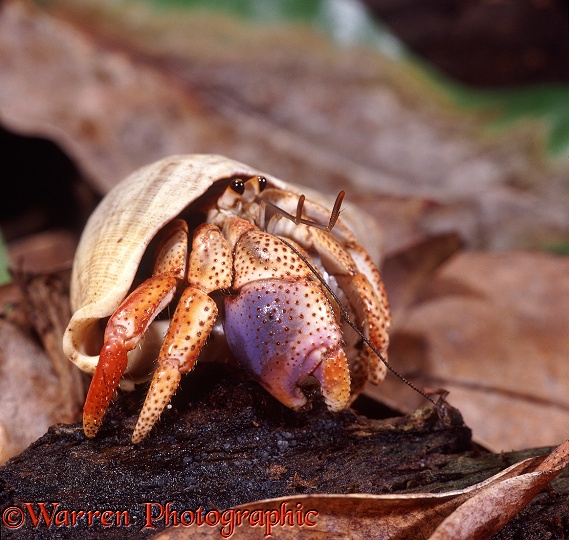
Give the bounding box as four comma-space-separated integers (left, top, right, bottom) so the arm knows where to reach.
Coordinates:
257, 176, 267, 192
230, 179, 245, 195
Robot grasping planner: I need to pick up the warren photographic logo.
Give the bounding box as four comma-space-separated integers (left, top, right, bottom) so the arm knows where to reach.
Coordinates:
2, 500, 318, 537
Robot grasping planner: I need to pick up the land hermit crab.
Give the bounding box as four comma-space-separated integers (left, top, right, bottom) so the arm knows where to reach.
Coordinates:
63, 155, 391, 443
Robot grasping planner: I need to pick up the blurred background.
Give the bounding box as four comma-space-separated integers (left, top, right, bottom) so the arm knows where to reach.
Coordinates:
0, 0, 568, 462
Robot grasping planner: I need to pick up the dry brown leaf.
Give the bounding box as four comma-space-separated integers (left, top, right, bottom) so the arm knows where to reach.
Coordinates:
0, 318, 76, 463
1, 0, 568, 250
0, 270, 85, 464
430, 439, 569, 539
148, 441, 568, 539
7, 229, 77, 275
372, 250, 569, 451
380, 232, 463, 326
0, 0, 225, 193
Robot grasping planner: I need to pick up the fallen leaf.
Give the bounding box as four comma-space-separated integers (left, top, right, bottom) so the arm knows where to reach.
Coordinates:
7, 229, 77, 275
1, 0, 568, 251
381, 232, 463, 326
0, 271, 85, 464
0, 0, 225, 193
430, 439, 569, 539
371, 250, 569, 451
0, 318, 79, 464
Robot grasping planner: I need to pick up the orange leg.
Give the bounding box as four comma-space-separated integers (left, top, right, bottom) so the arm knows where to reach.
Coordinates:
131, 223, 233, 443
83, 220, 188, 438
131, 288, 217, 443
83, 276, 178, 437
346, 246, 391, 384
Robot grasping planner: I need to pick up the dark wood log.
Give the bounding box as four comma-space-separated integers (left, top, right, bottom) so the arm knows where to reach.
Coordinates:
0, 364, 566, 539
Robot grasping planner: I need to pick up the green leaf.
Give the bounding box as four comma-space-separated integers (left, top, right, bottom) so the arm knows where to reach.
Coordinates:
445, 82, 569, 157
0, 228, 11, 285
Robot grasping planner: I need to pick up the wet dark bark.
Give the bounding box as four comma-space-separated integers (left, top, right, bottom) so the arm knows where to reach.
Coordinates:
1, 363, 567, 539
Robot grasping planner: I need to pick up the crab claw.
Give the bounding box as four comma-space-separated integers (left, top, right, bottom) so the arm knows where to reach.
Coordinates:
312, 347, 352, 411
223, 278, 351, 412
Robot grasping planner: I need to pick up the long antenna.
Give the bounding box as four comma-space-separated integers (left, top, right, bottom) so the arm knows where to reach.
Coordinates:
279, 237, 436, 406
274, 202, 437, 406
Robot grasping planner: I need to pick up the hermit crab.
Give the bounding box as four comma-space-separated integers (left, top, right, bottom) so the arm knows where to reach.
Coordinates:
63, 155, 391, 443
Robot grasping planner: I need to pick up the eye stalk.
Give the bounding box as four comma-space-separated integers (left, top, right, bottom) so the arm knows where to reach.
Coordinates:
220, 175, 268, 210
230, 179, 245, 195
218, 178, 245, 210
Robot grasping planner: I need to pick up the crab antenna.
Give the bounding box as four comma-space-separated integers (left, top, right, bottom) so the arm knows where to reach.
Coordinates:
295, 195, 306, 225
327, 191, 345, 231
278, 237, 437, 406
259, 191, 346, 233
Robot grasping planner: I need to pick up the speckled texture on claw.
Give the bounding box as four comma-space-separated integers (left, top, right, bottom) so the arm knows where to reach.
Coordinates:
224, 278, 351, 411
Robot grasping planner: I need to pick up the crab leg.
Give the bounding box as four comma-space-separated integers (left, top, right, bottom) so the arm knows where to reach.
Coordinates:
346, 246, 391, 384
83, 220, 188, 438
317, 240, 391, 393
130, 288, 217, 443
131, 223, 233, 443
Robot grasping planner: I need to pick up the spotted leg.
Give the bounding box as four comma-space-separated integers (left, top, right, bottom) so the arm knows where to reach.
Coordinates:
345, 246, 391, 384
306, 231, 391, 395
131, 223, 233, 443
83, 220, 188, 438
